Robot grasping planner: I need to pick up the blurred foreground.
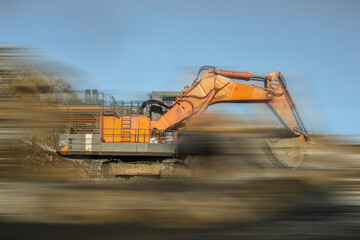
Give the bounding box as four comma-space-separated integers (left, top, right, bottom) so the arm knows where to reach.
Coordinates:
0, 48, 360, 239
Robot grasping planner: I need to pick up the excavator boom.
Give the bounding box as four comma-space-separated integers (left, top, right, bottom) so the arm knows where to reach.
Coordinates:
156, 66, 307, 136
155, 66, 309, 167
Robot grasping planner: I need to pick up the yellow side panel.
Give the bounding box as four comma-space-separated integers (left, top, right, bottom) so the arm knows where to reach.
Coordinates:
103, 116, 151, 143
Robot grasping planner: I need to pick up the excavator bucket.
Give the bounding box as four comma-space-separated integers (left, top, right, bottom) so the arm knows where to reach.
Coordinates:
267, 134, 309, 167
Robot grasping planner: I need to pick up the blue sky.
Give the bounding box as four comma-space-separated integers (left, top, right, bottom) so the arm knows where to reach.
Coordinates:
1, 0, 359, 134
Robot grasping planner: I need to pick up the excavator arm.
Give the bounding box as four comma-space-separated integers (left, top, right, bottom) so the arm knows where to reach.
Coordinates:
156, 66, 307, 136
211, 69, 308, 137
155, 66, 309, 167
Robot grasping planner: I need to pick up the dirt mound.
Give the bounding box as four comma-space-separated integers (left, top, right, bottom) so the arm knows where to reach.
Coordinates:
0, 46, 90, 180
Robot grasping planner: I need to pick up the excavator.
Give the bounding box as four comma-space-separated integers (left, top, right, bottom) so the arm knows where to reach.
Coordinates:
57, 66, 310, 177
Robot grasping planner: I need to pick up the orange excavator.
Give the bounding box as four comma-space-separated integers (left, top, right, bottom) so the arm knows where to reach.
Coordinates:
57, 66, 310, 177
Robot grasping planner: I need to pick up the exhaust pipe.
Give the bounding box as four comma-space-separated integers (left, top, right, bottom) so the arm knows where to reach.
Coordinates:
92, 89, 98, 103
85, 89, 91, 103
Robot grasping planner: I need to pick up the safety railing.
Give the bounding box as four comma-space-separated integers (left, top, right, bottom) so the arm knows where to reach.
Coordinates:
106, 101, 143, 116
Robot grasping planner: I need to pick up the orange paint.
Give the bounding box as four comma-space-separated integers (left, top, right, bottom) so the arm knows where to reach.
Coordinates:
103, 116, 151, 143
59, 145, 68, 155
59, 67, 307, 144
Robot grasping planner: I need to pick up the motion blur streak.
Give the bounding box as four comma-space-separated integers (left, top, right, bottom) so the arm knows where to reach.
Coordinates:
0, 47, 360, 240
